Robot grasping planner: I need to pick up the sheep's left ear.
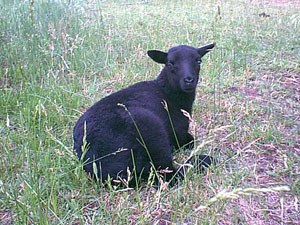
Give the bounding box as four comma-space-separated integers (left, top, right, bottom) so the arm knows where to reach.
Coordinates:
147, 50, 168, 64
198, 43, 216, 57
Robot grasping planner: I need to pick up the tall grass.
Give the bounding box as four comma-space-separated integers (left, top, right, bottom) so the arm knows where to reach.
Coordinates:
1, 0, 299, 224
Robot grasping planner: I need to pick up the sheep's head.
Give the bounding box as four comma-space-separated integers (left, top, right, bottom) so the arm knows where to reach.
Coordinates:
148, 43, 215, 93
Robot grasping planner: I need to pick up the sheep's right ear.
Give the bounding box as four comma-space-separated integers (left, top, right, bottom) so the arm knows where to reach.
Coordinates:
147, 50, 168, 64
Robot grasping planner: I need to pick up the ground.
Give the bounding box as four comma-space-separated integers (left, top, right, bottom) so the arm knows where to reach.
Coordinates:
0, 0, 299, 224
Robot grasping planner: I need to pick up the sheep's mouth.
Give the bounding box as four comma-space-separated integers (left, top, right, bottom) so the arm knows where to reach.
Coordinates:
182, 86, 196, 93
181, 82, 196, 93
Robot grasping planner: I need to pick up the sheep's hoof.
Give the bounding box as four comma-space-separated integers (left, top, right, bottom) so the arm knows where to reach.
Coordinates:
190, 155, 216, 173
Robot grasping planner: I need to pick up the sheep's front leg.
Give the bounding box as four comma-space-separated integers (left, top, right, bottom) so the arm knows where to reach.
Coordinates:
175, 154, 215, 179
188, 155, 215, 172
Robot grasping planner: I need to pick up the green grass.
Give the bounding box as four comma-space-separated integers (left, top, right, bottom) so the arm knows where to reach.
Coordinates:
1, 0, 299, 224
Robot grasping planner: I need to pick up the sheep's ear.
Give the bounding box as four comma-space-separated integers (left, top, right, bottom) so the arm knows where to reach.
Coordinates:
198, 43, 215, 57
147, 50, 168, 64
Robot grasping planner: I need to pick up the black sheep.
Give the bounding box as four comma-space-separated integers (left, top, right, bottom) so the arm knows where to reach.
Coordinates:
73, 43, 215, 186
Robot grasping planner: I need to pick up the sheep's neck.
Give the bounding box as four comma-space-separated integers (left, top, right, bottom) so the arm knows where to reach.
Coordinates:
156, 71, 195, 113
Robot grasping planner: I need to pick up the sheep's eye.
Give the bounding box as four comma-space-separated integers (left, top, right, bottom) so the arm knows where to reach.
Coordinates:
196, 59, 202, 65
167, 61, 174, 66
167, 61, 175, 68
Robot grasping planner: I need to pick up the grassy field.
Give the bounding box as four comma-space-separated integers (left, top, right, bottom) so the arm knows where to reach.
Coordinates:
0, 0, 299, 224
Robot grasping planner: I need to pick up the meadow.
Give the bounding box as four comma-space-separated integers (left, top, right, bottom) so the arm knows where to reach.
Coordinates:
0, 0, 299, 224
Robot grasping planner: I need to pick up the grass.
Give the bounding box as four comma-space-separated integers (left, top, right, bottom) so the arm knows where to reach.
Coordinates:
0, 0, 299, 224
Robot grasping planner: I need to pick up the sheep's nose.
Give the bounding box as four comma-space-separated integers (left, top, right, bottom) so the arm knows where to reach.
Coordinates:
184, 76, 194, 84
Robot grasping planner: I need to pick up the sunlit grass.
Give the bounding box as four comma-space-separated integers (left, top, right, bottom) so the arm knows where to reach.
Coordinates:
0, 0, 299, 224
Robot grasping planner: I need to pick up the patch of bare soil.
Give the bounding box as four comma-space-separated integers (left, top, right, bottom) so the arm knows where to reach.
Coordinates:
219, 193, 299, 225
197, 67, 299, 224
0, 210, 12, 225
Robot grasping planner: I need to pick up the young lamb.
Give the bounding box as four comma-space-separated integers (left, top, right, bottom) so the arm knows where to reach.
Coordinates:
73, 43, 215, 186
